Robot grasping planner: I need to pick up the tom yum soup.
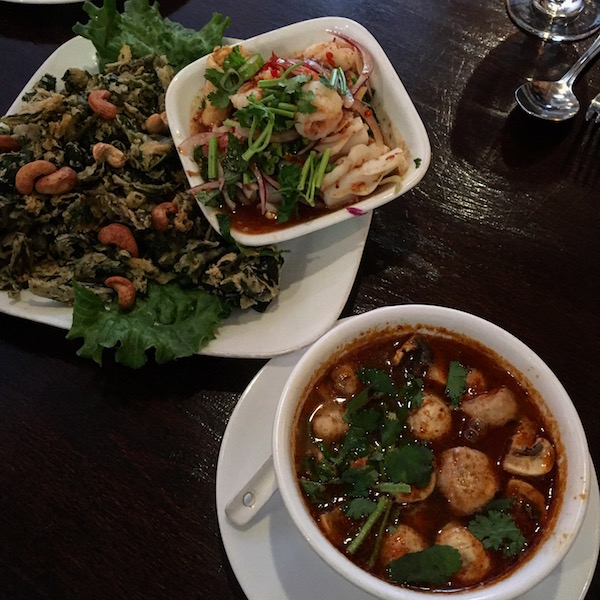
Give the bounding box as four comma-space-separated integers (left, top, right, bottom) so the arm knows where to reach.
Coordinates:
292, 330, 561, 591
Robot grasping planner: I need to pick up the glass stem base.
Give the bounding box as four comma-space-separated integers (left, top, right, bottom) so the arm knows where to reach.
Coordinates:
506, 0, 600, 41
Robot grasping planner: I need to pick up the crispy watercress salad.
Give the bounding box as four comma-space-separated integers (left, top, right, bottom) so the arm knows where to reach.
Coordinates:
182, 31, 410, 226
0, 0, 284, 367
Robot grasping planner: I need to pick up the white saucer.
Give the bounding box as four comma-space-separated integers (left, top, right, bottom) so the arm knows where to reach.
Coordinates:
216, 348, 600, 600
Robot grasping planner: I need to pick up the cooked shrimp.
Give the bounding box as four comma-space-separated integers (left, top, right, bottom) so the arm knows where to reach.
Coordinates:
380, 524, 428, 566
301, 40, 362, 73
199, 45, 253, 127
436, 522, 491, 585
310, 401, 349, 442
461, 386, 518, 427
294, 80, 344, 140
407, 393, 452, 441
437, 446, 499, 516
320, 143, 407, 208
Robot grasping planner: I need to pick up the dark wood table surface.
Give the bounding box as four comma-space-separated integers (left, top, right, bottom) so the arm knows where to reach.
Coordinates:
1, 0, 599, 598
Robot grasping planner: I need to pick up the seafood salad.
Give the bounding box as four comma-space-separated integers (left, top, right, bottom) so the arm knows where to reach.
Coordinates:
181, 30, 410, 225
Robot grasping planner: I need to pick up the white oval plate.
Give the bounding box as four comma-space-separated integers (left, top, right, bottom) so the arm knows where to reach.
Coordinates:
1, 36, 372, 358
166, 16, 431, 247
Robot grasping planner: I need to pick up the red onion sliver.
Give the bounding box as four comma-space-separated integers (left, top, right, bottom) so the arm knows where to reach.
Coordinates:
347, 206, 366, 216
325, 28, 374, 95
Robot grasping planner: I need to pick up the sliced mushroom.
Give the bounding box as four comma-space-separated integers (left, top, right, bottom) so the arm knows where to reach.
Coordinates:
461, 386, 518, 427
502, 418, 555, 477
503, 437, 555, 477
330, 362, 361, 396
506, 478, 547, 518
392, 335, 433, 378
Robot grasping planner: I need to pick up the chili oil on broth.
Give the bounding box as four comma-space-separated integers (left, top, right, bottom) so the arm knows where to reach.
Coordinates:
291, 326, 563, 592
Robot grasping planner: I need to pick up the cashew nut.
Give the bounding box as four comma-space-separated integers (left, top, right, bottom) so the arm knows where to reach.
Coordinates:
34, 167, 77, 195
150, 201, 178, 232
92, 142, 127, 168
88, 89, 118, 120
105, 276, 136, 310
0, 134, 20, 153
145, 112, 169, 134
15, 160, 57, 194
98, 223, 139, 257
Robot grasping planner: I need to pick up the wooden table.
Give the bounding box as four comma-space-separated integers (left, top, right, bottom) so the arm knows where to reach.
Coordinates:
1, 1, 598, 598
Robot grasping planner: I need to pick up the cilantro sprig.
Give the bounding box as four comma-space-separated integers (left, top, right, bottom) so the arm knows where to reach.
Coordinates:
468, 510, 526, 557
205, 46, 265, 108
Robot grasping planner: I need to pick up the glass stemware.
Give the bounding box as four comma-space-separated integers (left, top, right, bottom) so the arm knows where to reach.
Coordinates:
506, 0, 600, 41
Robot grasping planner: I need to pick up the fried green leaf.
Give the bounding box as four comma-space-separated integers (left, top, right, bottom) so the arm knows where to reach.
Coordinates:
73, 0, 230, 72
67, 280, 226, 368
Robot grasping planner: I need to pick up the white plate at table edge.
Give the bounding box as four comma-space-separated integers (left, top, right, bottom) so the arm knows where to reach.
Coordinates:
216, 346, 600, 600
1, 36, 372, 359
1, 0, 82, 4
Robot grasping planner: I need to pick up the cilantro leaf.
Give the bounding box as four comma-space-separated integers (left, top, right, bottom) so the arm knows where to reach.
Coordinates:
344, 497, 377, 519
384, 444, 434, 488
446, 361, 468, 405
400, 374, 424, 408
341, 426, 370, 459
380, 417, 405, 447
387, 545, 462, 586
340, 466, 378, 498
73, 0, 230, 72
358, 367, 399, 396
300, 479, 326, 503
67, 280, 226, 368
350, 409, 382, 431
468, 510, 527, 557
276, 162, 302, 223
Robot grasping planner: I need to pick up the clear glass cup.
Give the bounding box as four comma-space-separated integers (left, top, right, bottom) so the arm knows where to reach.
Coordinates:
506, 0, 600, 41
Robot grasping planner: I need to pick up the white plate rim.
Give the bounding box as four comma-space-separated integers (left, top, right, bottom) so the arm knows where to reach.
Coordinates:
1, 36, 372, 359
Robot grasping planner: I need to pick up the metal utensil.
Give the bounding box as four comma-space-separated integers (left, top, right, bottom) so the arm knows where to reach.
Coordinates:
515, 32, 600, 121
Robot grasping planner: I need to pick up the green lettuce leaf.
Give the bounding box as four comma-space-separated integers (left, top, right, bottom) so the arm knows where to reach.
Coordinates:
73, 0, 230, 72
67, 281, 227, 368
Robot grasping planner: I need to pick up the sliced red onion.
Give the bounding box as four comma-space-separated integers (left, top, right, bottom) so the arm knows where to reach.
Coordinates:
352, 99, 384, 146
178, 131, 220, 155
251, 164, 267, 214
325, 29, 374, 95
347, 206, 366, 216
221, 186, 236, 211
270, 129, 300, 143
262, 171, 280, 189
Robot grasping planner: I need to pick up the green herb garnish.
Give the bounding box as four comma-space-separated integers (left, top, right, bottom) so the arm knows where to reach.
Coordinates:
445, 360, 468, 405
388, 545, 462, 586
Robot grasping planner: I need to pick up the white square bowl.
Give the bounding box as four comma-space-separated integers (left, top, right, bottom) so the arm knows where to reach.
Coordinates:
165, 17, 431, 246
